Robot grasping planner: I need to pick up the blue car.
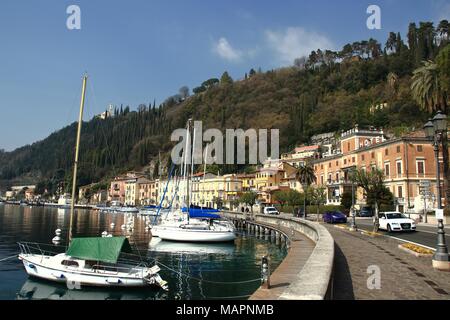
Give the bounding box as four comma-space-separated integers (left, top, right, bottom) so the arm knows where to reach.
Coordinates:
323, 211, 347, 224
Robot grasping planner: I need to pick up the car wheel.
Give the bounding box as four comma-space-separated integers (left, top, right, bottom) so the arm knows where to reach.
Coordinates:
387, 224, 392, 233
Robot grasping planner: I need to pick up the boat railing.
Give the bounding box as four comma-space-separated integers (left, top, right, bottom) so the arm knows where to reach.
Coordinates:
18, 242, 64, 263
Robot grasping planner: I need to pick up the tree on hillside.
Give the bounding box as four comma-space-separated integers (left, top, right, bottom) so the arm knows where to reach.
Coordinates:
179, 86, 190, 100
220, 72, 233, 85
202, 78, 219, 89
295, 164, 316, 218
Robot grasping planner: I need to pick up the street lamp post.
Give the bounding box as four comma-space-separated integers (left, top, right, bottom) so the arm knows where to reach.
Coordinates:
423, 111, 450, 271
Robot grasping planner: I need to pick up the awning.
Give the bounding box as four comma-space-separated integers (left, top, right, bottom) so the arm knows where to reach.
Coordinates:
66, 237, 132, 264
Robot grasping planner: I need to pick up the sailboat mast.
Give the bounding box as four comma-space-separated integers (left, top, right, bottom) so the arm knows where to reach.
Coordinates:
68, 74, 88, 243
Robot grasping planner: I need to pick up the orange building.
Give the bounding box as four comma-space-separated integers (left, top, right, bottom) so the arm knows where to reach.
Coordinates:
312, 126, 447, 213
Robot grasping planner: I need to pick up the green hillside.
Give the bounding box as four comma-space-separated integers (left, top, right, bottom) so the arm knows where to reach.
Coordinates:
1, 20, 448, 195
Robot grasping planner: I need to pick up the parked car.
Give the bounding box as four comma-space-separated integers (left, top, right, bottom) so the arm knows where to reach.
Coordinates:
323, 211, 348, 224
358, 206, 373, 217
378, 212, 416, 232
263, 206, 280, 215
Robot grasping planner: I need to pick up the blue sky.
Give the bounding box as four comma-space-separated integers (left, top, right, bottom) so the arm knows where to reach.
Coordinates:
0, 0, 448, 151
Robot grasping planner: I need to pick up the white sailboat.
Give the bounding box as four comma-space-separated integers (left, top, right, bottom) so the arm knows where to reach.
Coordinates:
18, 75, 168, 290
151, 119, 236, 243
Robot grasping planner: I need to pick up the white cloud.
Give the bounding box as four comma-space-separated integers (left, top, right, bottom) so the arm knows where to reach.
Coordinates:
265, 27, 334, 65
213, 37, 243, 62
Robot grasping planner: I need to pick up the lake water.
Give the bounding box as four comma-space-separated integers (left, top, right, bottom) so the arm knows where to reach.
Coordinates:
0, 204, 287, 300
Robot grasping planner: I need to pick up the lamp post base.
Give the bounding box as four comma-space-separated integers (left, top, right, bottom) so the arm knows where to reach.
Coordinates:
432, 259, 450, 271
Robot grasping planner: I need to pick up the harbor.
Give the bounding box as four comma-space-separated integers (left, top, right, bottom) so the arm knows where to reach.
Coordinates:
0, 203, 287, 300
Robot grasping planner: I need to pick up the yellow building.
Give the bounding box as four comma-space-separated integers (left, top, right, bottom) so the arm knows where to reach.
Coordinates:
237, 173, 256, 192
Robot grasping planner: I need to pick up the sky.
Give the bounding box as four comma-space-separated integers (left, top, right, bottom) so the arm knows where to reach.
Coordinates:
0, 0, 449, 151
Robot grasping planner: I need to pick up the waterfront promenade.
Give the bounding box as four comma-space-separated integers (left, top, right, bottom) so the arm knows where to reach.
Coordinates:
328, 225, 450, 299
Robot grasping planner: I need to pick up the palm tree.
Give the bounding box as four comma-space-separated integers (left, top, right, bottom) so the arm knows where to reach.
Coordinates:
295, 163, 317, 218
411, 60, 448, 113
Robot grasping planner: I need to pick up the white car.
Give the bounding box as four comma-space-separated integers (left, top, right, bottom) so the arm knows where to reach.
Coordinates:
263, 207, 280, 215
378, 212, 416, 232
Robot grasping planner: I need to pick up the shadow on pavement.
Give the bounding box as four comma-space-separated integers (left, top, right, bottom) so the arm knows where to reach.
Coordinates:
332, 243, 355, 300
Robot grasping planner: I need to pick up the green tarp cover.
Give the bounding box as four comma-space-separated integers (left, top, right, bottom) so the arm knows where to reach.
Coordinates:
66, 237, 132, 264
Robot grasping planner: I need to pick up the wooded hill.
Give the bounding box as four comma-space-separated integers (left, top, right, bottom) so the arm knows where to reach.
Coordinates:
1, 20, 448, 195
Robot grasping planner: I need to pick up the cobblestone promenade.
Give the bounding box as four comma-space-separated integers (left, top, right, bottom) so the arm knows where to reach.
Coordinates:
327, 225, 450, 300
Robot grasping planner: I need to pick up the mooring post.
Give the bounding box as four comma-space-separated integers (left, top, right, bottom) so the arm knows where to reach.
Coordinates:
261, 255, 271, 289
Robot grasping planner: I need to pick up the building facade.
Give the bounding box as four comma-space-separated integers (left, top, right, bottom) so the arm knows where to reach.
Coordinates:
313, 127, 447, 213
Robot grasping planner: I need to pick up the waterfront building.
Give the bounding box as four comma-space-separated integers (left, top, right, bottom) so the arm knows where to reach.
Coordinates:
157, 177, 187, 209
237, 173, 256, 192
109, 172, 145, 204
312, 126, 447, 213
138, 178, 159, 205
92, 190, 107, 204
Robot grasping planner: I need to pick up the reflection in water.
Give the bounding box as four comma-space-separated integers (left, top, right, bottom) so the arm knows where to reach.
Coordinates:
17, 278, 168, 300
0, 204, 287, 300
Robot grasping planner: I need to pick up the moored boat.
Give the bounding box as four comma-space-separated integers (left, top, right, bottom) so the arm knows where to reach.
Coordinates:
18, 237, 167, 289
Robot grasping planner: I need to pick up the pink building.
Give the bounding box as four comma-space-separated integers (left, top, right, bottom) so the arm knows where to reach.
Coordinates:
108, 172, 144, 204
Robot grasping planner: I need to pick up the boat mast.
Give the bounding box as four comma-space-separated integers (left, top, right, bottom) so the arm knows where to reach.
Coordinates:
68, 74, 88, 243
185, 119, 192, 223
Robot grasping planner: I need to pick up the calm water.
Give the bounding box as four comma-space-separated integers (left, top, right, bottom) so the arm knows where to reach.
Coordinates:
0, 204, 287, 300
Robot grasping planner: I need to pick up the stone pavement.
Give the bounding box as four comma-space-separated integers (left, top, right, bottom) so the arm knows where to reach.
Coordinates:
250, 225, 316, 300
327, 225, 450, 299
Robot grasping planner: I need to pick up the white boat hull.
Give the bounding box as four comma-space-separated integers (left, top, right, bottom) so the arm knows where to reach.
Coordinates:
19, 254, 161, 288
156, 227, 236, 243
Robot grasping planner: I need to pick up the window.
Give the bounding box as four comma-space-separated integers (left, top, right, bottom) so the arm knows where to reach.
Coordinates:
352, 157, 355, 163
396, 161, 402, 176
385, 163, 390, 176
371, 152, 375, 159
344, 159, 347, 165
398, 186, 403, 198
336, 161, 339, 166
361, 155, 365, 161
396, 146, 401, 153
385, 149, 389, 156
336, 173, 339, 181
320, 175, 324, 185
329, 162, 331, 168
417, 145, 423, 152
347, 142, 350, 151
62, 260, 79, 267
417, 160, 425, 175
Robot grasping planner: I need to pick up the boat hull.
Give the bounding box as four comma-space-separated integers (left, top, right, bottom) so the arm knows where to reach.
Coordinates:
156, 227, 236, 243
19, 255, 149, 288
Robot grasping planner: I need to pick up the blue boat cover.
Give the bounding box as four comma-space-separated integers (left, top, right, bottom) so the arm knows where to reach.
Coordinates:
182, 207, 221, 219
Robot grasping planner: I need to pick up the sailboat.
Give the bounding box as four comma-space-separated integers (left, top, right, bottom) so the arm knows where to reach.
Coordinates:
17, 75, 168, 290
151, 119, 236, 243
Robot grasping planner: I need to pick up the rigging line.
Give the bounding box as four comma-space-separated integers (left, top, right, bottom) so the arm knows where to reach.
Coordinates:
154, 260, 262, 285
117, 253, 262, 285
65, 78, 83, 132
0, 254, 18, 262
